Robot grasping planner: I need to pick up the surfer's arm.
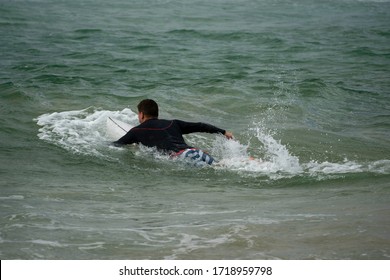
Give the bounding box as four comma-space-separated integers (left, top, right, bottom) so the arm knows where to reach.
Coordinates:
175, 120, 232, 137
113, 130, 137, 146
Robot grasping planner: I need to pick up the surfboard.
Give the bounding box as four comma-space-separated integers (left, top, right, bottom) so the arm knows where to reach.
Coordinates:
106, 117, 133, 141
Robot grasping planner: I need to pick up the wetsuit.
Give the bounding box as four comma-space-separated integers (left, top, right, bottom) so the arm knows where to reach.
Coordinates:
114, 119, 225, 164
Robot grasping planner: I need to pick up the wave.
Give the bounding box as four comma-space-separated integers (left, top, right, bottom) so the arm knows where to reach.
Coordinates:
35, 107, 138, 160
35, 108, 390, 179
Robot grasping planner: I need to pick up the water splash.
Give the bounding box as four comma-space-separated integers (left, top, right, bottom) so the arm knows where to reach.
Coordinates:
35, 107, 137, 158
211, 123, 389, 179
212, 123, 302, 179
35, 108, 390, 178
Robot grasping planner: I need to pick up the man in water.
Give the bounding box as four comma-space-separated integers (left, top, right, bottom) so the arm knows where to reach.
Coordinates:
114, 99, 233, 165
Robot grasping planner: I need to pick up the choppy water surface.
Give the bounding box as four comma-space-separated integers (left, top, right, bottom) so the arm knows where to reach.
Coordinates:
1, 0, 389, 259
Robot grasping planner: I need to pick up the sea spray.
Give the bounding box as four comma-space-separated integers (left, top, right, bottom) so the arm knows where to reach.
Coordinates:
35, 107, 137, 158
2, 0, 388, 260
252, 126, 302, 174
211, 124, 303, 178
35, 108, 390, 178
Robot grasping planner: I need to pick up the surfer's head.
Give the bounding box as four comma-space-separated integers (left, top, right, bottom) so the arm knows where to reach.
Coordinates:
137, 99, 159, 123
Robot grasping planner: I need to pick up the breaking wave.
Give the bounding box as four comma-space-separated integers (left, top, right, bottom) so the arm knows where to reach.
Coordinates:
35, 107, 390, 179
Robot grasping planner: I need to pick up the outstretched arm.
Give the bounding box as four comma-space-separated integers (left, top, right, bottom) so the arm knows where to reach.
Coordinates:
176, 119, 234, 139
113, 129, 137, 146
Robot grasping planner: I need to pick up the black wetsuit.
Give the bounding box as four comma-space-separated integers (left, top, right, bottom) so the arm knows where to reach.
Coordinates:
114, 118, 225, 154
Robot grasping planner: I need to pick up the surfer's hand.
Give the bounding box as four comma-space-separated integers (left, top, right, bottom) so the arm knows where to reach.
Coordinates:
224, 131, 234, 140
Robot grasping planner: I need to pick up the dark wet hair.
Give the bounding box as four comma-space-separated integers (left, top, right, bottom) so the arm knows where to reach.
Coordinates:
137, 99, 159, 118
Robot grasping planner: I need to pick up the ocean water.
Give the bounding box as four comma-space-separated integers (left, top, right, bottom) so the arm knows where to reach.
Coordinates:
1, 0, 389, 260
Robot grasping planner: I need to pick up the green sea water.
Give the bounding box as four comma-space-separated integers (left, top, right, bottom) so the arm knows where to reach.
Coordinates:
1, 0, 389, 259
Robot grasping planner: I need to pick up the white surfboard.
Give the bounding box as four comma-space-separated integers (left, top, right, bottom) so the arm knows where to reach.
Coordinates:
106, 117, 133, 141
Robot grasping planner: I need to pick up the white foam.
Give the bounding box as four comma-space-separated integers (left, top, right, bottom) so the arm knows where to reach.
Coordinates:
31, 239, 64, 247
0, 195, 24, 200
167, 232, 232, 259
212, 125, 389, 178
304, 159, 363, 175
213, 126, 303, 178
35, 107, 138, 158
368, 160, 390, 174
35, 108, 390, 178
253, 126, 302, 174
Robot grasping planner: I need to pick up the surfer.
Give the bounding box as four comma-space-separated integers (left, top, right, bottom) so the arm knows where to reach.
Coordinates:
114, 99, 233, 165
